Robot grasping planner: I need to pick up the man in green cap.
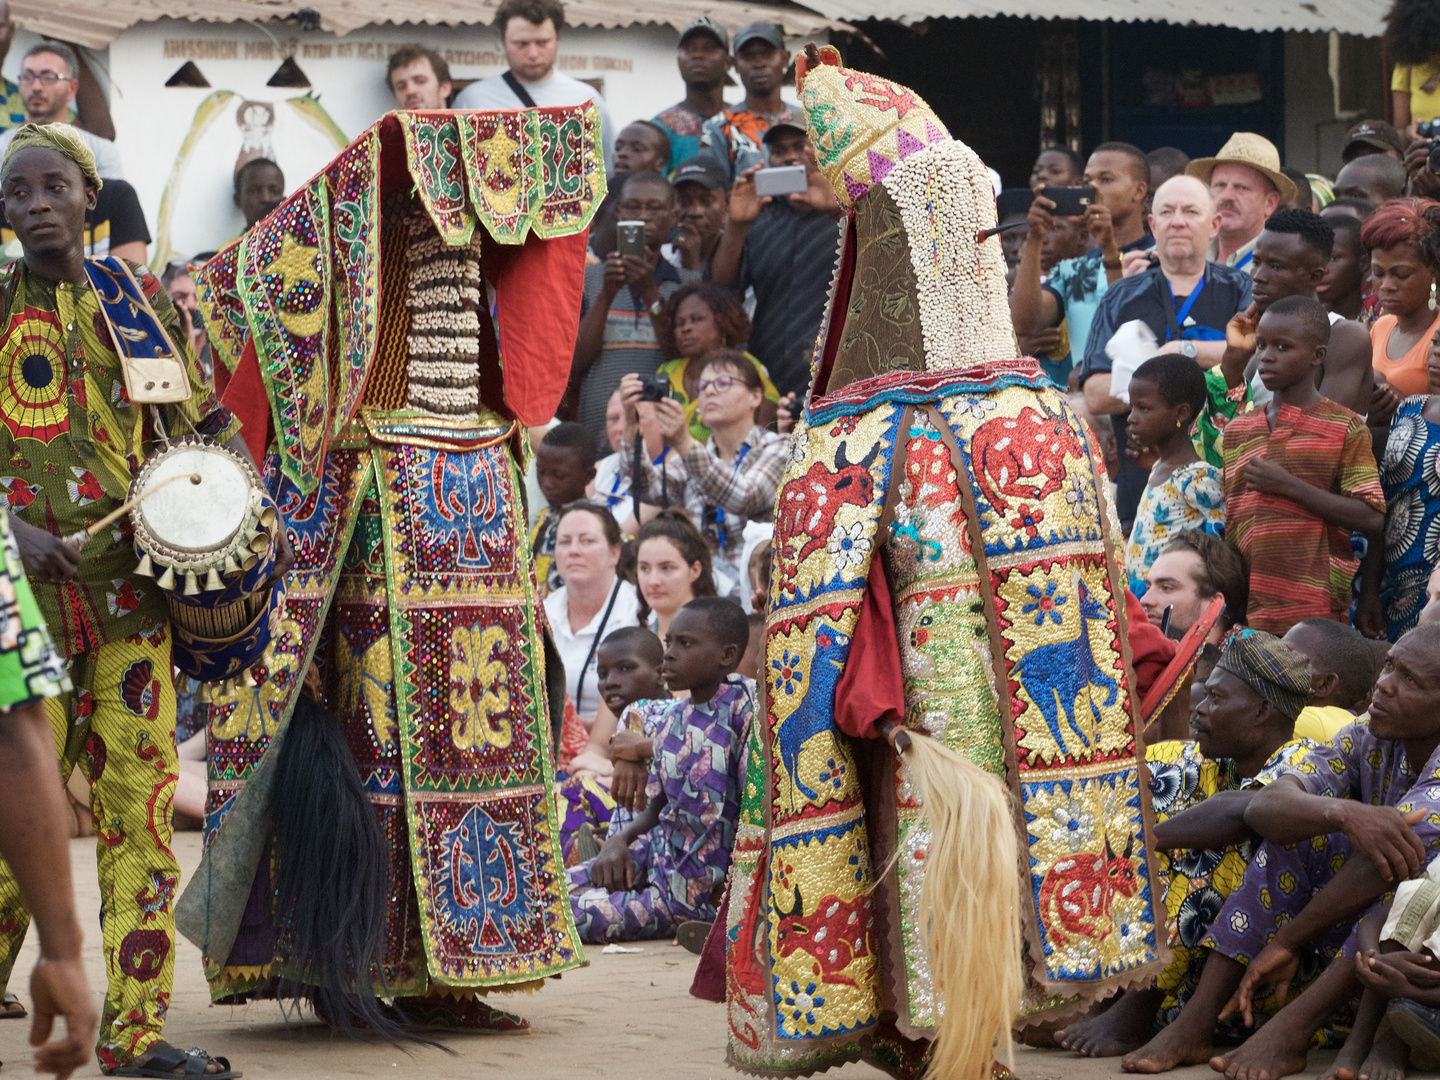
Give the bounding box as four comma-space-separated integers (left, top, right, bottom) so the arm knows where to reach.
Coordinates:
0, 122, 284, 1078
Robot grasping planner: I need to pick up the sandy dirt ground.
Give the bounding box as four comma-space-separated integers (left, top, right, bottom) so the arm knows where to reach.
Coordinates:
0, 832, 1426, 1080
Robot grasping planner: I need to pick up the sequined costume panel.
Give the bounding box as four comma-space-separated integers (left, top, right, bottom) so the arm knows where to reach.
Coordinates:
374, 436, 582, 985
937, 385, 1165, 1009
882, 409, 1005, 1034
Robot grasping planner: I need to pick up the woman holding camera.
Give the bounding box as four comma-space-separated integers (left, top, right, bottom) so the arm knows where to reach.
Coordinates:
618, 352, 787, 598
655, 283, 781, 439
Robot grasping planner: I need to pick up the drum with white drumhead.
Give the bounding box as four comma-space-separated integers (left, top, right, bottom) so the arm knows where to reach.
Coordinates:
127, 437, 282, 685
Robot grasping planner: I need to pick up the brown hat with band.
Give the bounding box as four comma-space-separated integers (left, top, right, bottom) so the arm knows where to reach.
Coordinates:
1186, 132, 1297, 205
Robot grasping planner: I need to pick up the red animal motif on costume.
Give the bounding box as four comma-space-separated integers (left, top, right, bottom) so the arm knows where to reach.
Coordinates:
0, 476, 39, 510
1038, 833, 1139, 947
775, 441, 877, 586
773, 886, 872, 988
970, 403, 1085, 516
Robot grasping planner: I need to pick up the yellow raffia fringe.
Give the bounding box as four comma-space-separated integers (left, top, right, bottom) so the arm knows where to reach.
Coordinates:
905, 732, 1024, 1080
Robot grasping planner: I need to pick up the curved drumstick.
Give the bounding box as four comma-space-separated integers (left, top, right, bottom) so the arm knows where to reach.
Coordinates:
63, 472, 202, 549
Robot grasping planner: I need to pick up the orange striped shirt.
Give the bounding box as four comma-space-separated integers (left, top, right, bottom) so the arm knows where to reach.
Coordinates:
1222, 399, 1384, 634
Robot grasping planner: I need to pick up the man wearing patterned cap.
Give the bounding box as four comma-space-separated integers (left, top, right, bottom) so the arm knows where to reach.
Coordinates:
0, 123, 286, 1077
1060, 629, 1316, 1060
1116, 622, 1440, 1078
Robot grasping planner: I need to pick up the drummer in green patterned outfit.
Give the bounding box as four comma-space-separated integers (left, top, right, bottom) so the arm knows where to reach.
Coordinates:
1056, 629, 1316, 1060
0, 123, 289, 1078
0, 508, 97, 1078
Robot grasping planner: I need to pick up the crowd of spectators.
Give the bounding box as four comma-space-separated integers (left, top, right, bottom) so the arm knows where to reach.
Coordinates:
24, 0, 1440, 1041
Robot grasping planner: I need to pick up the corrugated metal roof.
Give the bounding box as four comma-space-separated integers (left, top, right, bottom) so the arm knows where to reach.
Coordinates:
13, 0, 851, 50
793, 0, 1386, 36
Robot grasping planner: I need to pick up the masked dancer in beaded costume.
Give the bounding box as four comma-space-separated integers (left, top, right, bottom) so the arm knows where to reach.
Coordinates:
180, 106, 605, 1031
723, 48, 1170, 1080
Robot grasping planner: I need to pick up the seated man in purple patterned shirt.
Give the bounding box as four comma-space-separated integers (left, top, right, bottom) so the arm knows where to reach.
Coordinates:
1120, 622, 1440, 1080
567, 598, 753, 943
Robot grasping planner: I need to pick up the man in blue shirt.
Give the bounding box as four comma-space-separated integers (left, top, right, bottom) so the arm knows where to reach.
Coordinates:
1079, 175, 1252, 532
1009, 142, 1152, 387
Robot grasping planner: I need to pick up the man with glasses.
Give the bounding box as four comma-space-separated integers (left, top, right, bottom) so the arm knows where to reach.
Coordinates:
570, 171, 680, 445
0, 42, 123, 179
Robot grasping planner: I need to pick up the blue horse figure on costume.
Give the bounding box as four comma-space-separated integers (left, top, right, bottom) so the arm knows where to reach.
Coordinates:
775, 623, 852, 809
1012, 576, 1118, 759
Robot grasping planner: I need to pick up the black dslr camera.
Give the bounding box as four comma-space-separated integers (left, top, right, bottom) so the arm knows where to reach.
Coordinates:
639, 373, 672, 402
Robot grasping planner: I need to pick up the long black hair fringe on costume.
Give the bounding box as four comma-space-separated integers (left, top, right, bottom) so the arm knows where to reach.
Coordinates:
268, 693, 438, 1048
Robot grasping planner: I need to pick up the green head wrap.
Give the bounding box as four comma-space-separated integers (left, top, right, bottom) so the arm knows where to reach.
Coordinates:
1215, 628, 1313, 722
1, 123, 102, 190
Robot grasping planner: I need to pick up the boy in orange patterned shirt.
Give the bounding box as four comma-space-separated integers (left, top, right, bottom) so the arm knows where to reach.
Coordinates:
1222, 295, 1385, 634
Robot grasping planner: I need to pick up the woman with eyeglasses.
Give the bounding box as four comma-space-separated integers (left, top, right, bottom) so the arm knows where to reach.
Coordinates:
619, 351, 787, 598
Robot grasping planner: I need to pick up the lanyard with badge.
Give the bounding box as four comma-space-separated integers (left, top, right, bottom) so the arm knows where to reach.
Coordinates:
711, 443, 751, 552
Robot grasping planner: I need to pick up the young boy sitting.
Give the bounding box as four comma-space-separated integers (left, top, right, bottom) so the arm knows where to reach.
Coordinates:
567, 597, 754, 943
531, 423, 596, 597
557, 626, 667, 864
1282, 617, 1385, 743
1221, 295, 1385, 635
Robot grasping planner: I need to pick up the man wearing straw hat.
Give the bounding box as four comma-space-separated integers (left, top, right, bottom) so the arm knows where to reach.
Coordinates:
0, 123, 284, 1078
1187, 132, 1297, 272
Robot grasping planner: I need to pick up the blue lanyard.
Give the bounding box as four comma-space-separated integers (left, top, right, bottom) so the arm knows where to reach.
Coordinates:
1234, 250, 1253, 271
713, 442, 751, 552
1165, 274, 1207, 341
606, 448, 669, 508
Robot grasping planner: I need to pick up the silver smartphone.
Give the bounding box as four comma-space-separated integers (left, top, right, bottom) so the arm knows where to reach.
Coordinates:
754, 165, 808, 198
616, 220, 646, 257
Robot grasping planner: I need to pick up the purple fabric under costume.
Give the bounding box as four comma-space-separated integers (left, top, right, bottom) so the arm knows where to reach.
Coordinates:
567, 678, 753, 944
1203, 720, 1440, 963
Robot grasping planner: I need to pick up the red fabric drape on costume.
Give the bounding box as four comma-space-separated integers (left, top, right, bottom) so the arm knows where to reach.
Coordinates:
1125, 588, 1177, 700
222, 339, 273, 466
834, 557, 907, 741
485, 230, 591, 425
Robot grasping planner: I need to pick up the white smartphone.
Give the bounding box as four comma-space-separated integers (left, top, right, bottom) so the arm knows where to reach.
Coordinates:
754, 165, 808, 198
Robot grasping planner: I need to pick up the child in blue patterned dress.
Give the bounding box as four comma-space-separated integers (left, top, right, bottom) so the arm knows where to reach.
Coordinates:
567, 597, 754, 943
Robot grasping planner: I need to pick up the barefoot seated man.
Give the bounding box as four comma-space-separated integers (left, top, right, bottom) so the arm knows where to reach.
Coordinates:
1057, 630, 1315, 1059
1322, 853, 1440, 1080
1120, 622, 1440, 1079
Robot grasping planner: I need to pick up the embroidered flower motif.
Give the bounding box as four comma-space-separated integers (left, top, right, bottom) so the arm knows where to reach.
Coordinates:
781, 980, 826, 1032
819, 757, 847, 791
1023, 581, 1066, 626
1011, 503, 1045, 538
771, 651, 804, 696
827, 521, 872, 576
1064, 474, 1095, 520
829, 415, 860, 436
1050, 798, 1096, 852
949, 395, 998, 421
790, 428, 810, 464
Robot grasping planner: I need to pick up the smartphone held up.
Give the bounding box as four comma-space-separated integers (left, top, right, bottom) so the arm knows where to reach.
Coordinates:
616, 220, 647, 258
753, 165, 808, 199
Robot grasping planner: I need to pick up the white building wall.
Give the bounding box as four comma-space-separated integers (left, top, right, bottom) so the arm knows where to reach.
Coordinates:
7, 18, 804, 265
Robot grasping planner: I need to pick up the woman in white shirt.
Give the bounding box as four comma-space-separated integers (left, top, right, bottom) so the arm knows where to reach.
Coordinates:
541, 503, 641, 726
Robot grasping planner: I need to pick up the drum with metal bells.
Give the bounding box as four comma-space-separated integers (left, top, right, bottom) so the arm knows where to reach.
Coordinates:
127, 437, 282, 687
